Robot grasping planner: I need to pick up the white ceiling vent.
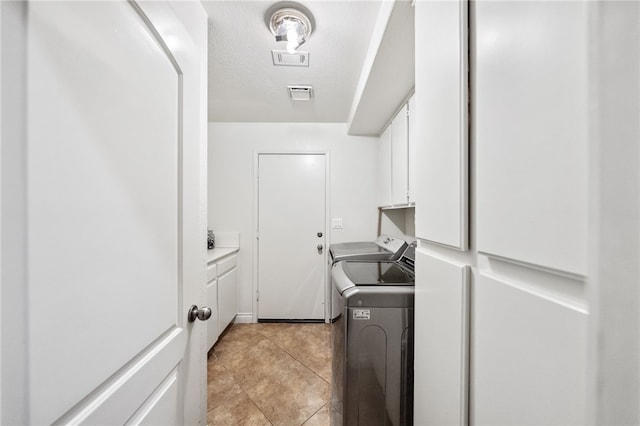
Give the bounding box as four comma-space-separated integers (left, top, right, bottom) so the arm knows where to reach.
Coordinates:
272, 50, 309, 67
288, 85, 313, 101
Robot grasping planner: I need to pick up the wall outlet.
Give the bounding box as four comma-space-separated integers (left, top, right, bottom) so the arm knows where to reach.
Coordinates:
332, 218, 343, 229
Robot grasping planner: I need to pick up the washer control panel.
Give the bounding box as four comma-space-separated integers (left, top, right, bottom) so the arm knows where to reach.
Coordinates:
374, 234, 408, 255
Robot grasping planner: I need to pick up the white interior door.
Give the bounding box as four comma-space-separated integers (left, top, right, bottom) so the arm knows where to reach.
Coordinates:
0, 1, 208, 424
257, 154, 327, 321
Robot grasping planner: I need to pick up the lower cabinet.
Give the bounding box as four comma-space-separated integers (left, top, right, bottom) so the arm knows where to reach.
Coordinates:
472, 273, 587, 425
414, 249, 469, 426
206, 251, 238, 351
218, 267, 238, 335
205, 277, 219, 350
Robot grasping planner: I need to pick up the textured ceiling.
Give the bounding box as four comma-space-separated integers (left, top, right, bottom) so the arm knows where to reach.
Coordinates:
201, 0, 382, 123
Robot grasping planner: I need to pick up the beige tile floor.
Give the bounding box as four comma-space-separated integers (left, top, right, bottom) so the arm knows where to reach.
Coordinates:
207, 323, 331, 426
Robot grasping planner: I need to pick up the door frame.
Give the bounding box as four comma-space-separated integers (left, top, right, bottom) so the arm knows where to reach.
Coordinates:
252, 151, 331, 323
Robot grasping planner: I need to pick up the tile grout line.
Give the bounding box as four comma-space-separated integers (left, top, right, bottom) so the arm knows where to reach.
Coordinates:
215, 325, 306, 424
208, 326, 275, 423
248, 331, 330, 426
257, 326, 332, 386
208, 324, 330, 426
206, 362, 238, 414
253, 325, 331, 424
301, 402, 329, 426
241, 362, 293, 425
207, 389, 274, 425
256, 326, 332, 425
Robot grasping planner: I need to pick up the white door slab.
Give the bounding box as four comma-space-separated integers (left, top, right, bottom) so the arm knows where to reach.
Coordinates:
257, 154, 327, 320
0, 1, 208, 423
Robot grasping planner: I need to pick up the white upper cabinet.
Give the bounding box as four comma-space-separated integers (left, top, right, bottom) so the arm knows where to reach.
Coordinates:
378, 125, 392, 206
391, 103, 409, 205
414, 0, 469, 250
407, 94, 416, 204
378, 100, 412, 207
475, 0, 588, 275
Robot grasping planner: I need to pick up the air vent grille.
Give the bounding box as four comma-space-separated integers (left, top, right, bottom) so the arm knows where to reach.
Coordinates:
272, 50, 309, 67
288, 86, 313, 101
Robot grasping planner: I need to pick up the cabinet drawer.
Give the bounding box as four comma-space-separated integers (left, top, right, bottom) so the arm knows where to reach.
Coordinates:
217, 254, 237, 276
207, 262, 217, 283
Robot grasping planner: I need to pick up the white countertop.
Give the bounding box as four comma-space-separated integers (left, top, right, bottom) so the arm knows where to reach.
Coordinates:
207, 247, 239, 264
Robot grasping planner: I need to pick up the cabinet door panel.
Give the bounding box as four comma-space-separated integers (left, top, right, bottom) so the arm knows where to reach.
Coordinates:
475, 0, 588, 275
218, 268, 238, 333
414, 0, 468, 249
391, 104, 409, 205
407, 95, 416, 204
472, 273, 587, 425
378, 125, 392, 206
414, 249, 469, 426
206, 279, 219, 350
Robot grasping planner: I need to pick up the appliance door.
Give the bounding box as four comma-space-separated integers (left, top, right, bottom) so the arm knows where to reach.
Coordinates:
343, 306, 414, 426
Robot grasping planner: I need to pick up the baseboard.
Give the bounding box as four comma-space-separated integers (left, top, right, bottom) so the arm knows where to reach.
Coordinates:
233, 313, 254, 324
258, 318, 324, 323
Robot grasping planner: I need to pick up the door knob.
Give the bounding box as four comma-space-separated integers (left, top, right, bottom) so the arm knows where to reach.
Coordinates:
317, 244, 323, 252
188, 305, 212, 323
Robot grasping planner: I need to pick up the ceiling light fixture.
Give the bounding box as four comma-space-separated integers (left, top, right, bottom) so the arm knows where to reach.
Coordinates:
268, 5, 313, 54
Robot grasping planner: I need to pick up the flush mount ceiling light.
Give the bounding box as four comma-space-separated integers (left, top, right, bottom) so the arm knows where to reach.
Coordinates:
268, 5, 313, 54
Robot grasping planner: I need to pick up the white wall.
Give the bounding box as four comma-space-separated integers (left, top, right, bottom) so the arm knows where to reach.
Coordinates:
379, 208, 415, 242
208, 122, 379, 317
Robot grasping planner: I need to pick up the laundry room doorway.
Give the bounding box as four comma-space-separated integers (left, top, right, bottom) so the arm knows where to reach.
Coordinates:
256, 153, 328, 321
